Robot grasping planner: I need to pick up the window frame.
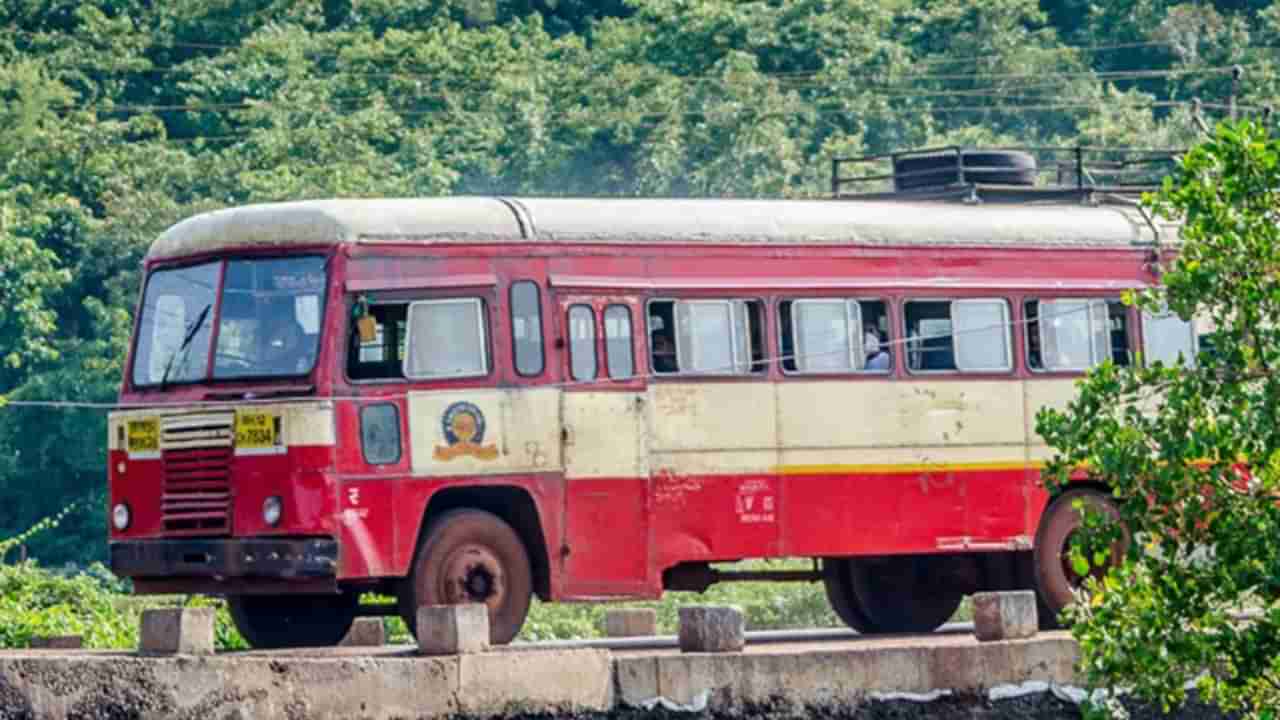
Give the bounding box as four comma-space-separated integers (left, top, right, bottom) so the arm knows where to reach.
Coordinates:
604, 304, 635, 380
778, 297, 897, 376
402, 297, 491, 381
1026, 296, 1123, 374
645, 297, 763, 378
1140, 308, 1198, 367
568, 303, 598, 381
510, 280, 545, 378
346, 299, 410, 384
359, 402, 403, 466
902, 297, 1015, 376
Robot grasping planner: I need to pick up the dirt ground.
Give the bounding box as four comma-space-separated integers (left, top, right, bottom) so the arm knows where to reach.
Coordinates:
502, 691, 1237, 720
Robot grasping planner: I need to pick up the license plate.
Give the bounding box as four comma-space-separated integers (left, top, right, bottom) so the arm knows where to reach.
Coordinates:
235, 411, 278, 450
126, 419, 159, 454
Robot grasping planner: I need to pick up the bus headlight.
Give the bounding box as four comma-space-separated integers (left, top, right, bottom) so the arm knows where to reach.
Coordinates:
263, 496, 283, 527
112, 503, 131, 531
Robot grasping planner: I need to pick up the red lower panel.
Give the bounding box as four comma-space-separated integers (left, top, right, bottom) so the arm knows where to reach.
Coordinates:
651, 472, 782, 569
335, 477, 397, 579
563, 477, 650, 596
783, 468, 1031, 557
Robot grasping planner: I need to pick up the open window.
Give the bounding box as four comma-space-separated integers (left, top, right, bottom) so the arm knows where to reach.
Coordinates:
647, 299, 765, 376
905, 299, 1011, 372
1026, 298, 1127, 371
778, 299, 891, 373
404, 298, 489, 379
348, 301, 409, 381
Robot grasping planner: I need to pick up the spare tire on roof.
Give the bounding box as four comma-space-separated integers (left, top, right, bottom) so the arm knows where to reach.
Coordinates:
893, 149, 1037, 190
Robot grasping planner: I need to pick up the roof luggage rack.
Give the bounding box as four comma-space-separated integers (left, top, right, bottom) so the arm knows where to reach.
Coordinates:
831, 146, 1182, 204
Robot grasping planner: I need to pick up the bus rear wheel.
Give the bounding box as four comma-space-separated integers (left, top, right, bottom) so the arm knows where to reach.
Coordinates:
822, 558, 873, 633
1033, 488, 1127, 623
400, 509, 533, 645
846, 556, 964, 633
226, 593, 358, 649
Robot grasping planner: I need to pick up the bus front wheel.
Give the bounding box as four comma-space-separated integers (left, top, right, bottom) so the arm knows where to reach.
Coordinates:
226, 593, 358, 649
400, 508, 533, 645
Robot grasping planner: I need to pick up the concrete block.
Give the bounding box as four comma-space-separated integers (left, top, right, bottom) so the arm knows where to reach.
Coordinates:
678, 606, 744, 653
972, 591, 1038, 642
29, 635, 82, 649
459, 649, 612, 714
605, 608, 657, 638
139, 607, 214, 655
339, 618, 386, 647
416, 604, 489, 655
614, 656, 660, 706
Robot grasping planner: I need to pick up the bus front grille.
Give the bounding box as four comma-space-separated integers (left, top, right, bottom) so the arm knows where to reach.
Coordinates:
161, 413, 234, 535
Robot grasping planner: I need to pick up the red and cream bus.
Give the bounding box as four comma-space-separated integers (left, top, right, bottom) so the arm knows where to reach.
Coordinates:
107, 149, 1194, 647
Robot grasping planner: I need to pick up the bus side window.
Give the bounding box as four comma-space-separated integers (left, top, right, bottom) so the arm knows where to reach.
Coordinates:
604, 305, 634, 379
1141, 309, 1196, 366
905, 299, 1011, 373
348, 302, 408, 381
648, 298, 764, 376
778, 298, 890, 373
1029, 298, 1126, 371
568, 305, 597, 381
510, 280, 544, 377
404, 298, 489, 379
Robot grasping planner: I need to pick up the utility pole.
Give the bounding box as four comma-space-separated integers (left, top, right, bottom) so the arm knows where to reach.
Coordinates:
1230, 65, 1243, 121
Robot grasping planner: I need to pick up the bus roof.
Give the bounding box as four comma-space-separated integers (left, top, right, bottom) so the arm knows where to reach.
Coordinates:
147, 196, 1176, 262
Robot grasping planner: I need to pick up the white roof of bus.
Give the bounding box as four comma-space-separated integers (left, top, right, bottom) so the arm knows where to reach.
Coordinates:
147, 196, 1175, 261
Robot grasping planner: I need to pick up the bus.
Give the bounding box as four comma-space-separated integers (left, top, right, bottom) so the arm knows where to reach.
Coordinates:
106, 148, 1194, 648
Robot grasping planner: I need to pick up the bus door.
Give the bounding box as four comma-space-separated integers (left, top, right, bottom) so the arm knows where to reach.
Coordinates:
555, 294, 652, 596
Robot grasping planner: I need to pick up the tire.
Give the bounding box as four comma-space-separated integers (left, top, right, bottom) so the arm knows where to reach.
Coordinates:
1033, 488, 1128, 622
821, 558, 874, 633
846, 556, 965, 633
227, 593, 358, 649
400, 509, 533, 645
894, 150, 1037, 190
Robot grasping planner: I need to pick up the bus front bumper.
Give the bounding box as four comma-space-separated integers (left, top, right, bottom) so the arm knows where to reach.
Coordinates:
110, 537, 338, 583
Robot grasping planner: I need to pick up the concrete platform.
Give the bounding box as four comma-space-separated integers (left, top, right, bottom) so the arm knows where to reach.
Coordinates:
0, 632, 1078, 719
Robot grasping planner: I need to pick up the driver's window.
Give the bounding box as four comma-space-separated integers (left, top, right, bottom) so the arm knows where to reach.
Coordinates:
349, 302, 409, 381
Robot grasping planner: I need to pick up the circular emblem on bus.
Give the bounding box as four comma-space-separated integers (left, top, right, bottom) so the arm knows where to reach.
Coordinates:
434, 402, 499, 462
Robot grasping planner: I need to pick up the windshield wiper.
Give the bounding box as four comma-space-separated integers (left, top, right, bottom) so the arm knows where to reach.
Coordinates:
160, 303, 212, 390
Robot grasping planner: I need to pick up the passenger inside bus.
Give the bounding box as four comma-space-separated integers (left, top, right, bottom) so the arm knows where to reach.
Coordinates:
649, 312, 679, 373
779, 299, 889, 373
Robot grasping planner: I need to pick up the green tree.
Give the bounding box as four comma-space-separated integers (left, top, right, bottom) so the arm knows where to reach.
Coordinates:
1037, 119, 1280, 717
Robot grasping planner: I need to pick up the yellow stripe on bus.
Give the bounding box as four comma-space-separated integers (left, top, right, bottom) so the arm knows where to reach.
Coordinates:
775, 461, 1046, 476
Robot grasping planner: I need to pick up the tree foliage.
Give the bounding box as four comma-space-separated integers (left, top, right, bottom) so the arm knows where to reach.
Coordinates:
1037, 119, 1280, 717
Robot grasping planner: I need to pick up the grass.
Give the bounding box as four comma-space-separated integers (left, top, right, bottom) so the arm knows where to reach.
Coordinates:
1, 557, 973, 650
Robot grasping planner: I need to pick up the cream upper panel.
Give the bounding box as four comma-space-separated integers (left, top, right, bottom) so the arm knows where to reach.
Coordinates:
407, 388, 561, 477
778, 380, 1026, 450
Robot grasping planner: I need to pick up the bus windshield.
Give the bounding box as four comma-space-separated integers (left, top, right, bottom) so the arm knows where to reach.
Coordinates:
132, 256, 327, 387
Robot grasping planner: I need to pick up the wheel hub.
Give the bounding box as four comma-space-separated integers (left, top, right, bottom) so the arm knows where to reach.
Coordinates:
443, 545, 504, 606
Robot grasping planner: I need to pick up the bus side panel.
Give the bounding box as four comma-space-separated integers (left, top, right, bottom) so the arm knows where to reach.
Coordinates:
562, 476, 652, 596
778, 379, 1027, 555
650, 471, 782, 569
